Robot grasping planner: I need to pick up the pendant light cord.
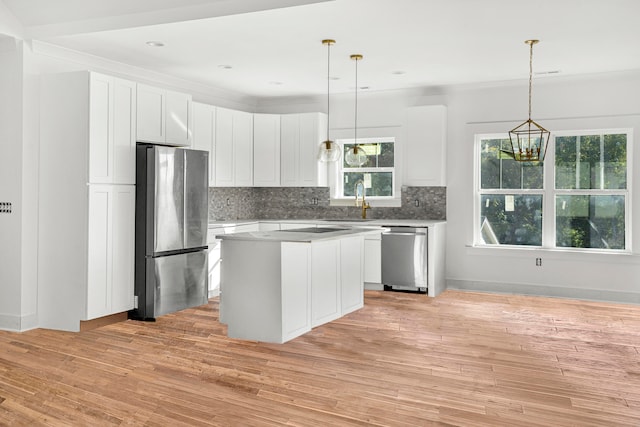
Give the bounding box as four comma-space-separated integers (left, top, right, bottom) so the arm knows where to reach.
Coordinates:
326, 41, 331, 142
354, 56, 358, 143
528, 41, 533, 121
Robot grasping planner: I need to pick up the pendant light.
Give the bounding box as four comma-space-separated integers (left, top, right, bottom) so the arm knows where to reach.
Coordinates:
317, 39, 341, 162
505, 39, 550, 162
344, 53, 368, 167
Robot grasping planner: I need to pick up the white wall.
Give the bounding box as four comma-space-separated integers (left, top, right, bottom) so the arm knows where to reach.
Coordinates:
0, 36, 25, 330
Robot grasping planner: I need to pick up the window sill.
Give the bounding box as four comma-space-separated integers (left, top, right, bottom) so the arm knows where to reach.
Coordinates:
466, 244, 638, 264
330, 198, 401, 208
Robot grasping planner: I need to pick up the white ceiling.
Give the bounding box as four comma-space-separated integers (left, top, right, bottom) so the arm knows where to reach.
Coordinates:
4, 0, 640, 98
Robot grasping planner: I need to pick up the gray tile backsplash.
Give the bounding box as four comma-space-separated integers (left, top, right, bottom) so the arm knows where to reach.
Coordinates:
208, 186, 446, 221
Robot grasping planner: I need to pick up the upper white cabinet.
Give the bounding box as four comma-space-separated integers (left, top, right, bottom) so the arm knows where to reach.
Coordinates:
136, 83, 192, 147
253, 113, 281, 187
280, 112, 327, 187
192, 102, 216, 186
403, 105, 447, 186
215, 107, 254, 187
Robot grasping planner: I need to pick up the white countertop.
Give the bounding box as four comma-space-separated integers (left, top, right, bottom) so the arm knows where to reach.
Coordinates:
216, 227, 381, 243
209, 219, 446, 228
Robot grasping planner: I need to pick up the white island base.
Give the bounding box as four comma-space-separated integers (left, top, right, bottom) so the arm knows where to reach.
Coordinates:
218, 229, 367, 343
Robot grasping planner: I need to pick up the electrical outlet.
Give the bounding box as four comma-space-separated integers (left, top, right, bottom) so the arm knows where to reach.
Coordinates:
414, 199, 420, 207
0, 202, 12, 213
535, 257, 542, 267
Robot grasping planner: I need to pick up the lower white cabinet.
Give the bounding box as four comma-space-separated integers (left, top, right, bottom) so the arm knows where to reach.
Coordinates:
38, 184, 135, 331
87, 185, 135, 319
340, 236, 364, 314
206, 227, 225, 298
311, 240, 341, 327
364, 232, 382, 284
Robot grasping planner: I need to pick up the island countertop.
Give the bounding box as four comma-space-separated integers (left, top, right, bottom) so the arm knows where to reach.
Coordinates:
215, 226, 381, 243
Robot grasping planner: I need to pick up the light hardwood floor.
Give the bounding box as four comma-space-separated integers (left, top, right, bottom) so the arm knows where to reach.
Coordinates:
1, 290, 640, 426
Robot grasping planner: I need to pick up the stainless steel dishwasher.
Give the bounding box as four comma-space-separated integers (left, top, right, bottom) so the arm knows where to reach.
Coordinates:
381, 226, 428, 293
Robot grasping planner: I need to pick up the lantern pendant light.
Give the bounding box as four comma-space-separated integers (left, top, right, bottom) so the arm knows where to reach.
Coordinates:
344, 53, 368, 167
505, 39, 550, 162
317, 39, 341, 162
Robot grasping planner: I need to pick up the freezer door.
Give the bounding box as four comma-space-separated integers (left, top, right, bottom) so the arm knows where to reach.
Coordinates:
153, 146, 185, 253
184, 149, 209, 249
150, 250, 208, 318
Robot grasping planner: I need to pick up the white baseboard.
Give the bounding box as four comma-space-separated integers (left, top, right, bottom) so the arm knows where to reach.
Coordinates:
446, 279, 640, 305
0, 312, 38, 332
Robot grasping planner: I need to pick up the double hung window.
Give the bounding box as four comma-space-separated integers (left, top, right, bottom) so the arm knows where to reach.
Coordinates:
476, 130, 629, 251
336, 137, 395, 199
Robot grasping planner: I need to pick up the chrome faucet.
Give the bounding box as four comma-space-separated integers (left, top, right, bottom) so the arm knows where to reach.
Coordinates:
354, 179, 371, 219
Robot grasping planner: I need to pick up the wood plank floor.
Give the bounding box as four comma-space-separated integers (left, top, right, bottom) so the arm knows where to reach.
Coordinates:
1, 290, 640, 426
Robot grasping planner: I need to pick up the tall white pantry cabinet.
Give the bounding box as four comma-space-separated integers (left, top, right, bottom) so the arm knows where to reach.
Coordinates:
39, 71, 136, 332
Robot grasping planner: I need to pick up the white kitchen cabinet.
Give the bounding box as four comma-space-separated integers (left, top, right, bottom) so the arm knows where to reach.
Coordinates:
253, 113, 281, 186
364, 233, 382, 284
280, 112, 327, 187
311, 240, 341, 327
192, 102, 216, 186
136, 83, 192, 147
206, 227, 225, 298
404, 105, 447, 186
87, 185, 135, 319
215, 107, 253, 186
340, 235, 364, 315
87, 73, 136, 184
39, 71, 137, 332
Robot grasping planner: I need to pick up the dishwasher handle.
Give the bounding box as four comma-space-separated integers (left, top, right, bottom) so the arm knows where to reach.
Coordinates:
383, 227, 427, 236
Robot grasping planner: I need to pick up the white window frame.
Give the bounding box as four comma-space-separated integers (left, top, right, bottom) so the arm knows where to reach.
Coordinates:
333, 137, 396, 201
474, 128, 632, 252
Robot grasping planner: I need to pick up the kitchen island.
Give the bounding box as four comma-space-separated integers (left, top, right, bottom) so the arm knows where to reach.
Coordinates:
217, 227, 379, 343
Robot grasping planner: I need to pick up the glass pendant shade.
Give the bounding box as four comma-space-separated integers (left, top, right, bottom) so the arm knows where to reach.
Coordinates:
318, 140, 341, 162
505, 39, 550, 162
345, 145, 367, 167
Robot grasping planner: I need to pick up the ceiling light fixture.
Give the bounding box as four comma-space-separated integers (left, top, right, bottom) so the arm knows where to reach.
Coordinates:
145, 41, 164, 47
505, 39, 550, 162
344, 53, 367, 167
317, 39, 341, 163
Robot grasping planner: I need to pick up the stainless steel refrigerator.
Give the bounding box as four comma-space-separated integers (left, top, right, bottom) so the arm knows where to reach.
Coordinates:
132, 144, 209, 320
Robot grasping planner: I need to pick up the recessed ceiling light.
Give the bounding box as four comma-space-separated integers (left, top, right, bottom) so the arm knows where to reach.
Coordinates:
218, 64, 233, 70
269, 81, 283, 86
330, 76, 340, 81
145, 41, 164, 47
391, 70, 406, 75
359, 86, 370, 90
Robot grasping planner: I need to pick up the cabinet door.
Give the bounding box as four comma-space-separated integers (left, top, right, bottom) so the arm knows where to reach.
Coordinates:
233, 110, 253, 186
364, 235, 382, 283
165, 90, 192, 147
404, 105, 447, 186
311, 240, 341, 327
340, 236, 364, 315
88, 73, 113, 184
111, 185, 135, 313
253, 113, 281, 186
113, 78, 136, 184
298, 113, 324, 187
136, 84, 165, 144
215, 107, 234, 186
192, 102, 216, 186
280, 114, 299, 186
282, 243, 312, 340
87, 186, 112, 320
